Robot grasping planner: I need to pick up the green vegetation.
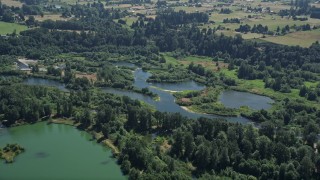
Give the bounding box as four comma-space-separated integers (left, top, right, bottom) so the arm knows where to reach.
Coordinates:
0, 144, 25, 163
174, 87, 252, 116
0, 21, 27, 35
0, 1, 320, 179
262, 29, 320, 47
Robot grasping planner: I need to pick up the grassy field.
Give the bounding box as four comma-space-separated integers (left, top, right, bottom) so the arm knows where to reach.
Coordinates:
34, 14, 70, 22
1, 0, 23, 7
119, 16, 139, 26
193, 0, 320, 47
162, 53, 229, 71
262, 29, 320, 47
0, 21, 28, 35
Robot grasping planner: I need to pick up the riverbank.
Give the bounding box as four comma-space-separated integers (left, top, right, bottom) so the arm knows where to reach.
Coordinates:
150, 86, 182, 93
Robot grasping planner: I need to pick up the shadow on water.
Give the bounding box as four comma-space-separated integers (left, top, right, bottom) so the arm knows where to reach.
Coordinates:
100, 159, 111, 165
35, 152, 49, 158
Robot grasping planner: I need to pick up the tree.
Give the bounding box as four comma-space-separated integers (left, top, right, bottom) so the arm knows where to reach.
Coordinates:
219, 147, 230, 170
241, 139, 252, 158
299, 156, 314, 179
138, 109, 152, 132
121, 160, 131, 174
194, 143, 211, 170
171, 130, 184, 158
126, 105, 138, 130
44, 104, 52, 117
259, 122, 275, 140
257, 136, 272, 159
274, 142, 290, 164
184, 132, 195, 159
26, 16, 36, 27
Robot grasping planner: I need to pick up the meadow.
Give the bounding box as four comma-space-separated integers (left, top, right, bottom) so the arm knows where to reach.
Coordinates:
0, 21, 27, 35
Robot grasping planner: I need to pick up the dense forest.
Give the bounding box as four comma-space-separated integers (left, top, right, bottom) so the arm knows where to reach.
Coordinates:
0, 5, 320, 179
1, 85, 320, 179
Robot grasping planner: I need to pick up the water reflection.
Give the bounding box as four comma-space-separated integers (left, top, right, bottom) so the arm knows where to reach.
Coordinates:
22, 64, 252, 124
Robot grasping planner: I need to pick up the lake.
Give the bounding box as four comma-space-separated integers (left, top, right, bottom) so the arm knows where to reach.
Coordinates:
0, 122, 125, 180
219, 90, 274, 110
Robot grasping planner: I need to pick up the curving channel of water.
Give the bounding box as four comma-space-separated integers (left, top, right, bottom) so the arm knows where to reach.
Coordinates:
103, 68, 251, 123
21, 63, 274, 124
1, 62, 275, 178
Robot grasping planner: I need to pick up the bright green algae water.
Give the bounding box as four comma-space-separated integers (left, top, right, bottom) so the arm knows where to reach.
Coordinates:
0, 122, 125, 180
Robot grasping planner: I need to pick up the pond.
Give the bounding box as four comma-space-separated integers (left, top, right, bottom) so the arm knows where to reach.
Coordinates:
219, 90, 274, 110
0, 122, 125, 180
23, 77, 68, 92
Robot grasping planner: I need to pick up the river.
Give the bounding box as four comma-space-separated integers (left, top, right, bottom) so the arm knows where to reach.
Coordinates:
21, 64, 275, 124
0, 62, 275, 178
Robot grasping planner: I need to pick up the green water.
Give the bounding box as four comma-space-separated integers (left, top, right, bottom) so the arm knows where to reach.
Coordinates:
0, 122, 125, 180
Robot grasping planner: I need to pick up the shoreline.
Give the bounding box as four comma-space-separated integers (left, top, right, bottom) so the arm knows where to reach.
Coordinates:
180, 105, 239, 117
149, 86, 182, 93
48, 119, 120, 155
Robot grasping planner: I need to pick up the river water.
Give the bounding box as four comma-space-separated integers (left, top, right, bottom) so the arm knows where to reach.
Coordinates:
20, 64, 274, 124
0, 62, 274, 178
103, 68, 251, 123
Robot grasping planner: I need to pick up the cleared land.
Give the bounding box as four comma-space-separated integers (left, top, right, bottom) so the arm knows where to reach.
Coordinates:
262, 29, 320, 47
0, 21, 28, 35
197, 0, 320, 47
34, 14, 70, 22
1, 0, 23, 7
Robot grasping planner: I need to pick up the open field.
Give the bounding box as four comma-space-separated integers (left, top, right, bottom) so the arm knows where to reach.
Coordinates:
163, 54, 229, 71
206, 13, 320, 31
0, 21, 28, 35
216, 28, 320, 47
119, 16, 139, 26
1, 0, 23, 7
262, 29, 320, 47
34, 14, 70, 22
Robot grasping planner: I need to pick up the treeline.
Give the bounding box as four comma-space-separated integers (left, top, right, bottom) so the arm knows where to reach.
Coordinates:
299, 84, 320, 101
278, 0, 311, 16
0, 24, 135, 59
219, 8, 232, 14
154, 9, 209, 26
223, 18, 240, 23
147, 66, 190, 83
235, 24, 270, 34
63, 3, 128, 19
0, 55, 16, 71
1, 85, 320, 179
107, 0, 151, 5
0, 85, 58, 125
96, 65, 134, 88
0, 2, 42, 23
311, 7, 320, 19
